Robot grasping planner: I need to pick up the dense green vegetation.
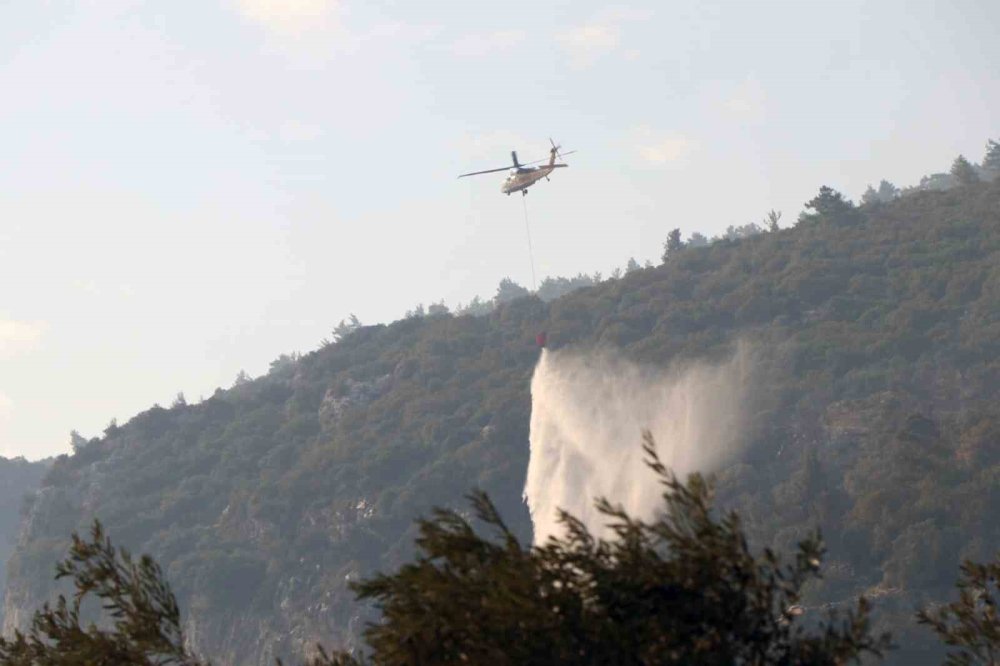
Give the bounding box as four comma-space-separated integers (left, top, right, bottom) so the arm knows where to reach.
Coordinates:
1, 442, 897, 665
342, 435, 891, 666
5, 446, 998, 665
3, 171, 998, 664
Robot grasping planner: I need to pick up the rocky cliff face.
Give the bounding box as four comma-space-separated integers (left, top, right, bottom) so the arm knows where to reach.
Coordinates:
2, 445, 378, 664
0, 457, 49, 628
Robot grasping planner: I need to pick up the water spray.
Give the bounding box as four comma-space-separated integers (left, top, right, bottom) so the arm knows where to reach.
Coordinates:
524, 345, 752, 544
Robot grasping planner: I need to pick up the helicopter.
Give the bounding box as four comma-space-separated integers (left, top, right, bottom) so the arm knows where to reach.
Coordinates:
458, 139, 576, 195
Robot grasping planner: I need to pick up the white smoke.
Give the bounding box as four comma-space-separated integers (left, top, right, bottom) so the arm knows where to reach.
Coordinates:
524, 344, 753, 544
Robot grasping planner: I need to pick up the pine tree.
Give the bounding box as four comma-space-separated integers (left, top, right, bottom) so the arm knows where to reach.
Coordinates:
687, 231, 709, 247
69, 430, 88, 453
877, 179, 900, 201
661, 228, 684, 263
798, 186, 859, 226
983, 139, 1000, 173
495, 277, 530, 304
951, 155, 980, 186
765, 209, 782, 231
332, 314, 363, 341
861, 185, 879, 206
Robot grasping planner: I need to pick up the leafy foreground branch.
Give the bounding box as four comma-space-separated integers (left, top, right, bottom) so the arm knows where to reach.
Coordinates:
918, 559, 1000, 666
349, 433, 889, 665
0, 521, 204, 666
6, 433, 998, 664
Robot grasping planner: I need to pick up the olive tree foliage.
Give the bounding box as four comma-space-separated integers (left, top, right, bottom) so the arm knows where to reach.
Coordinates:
0, 523, 353, 666
340, 433, 891, 666
0, 522, 205, 666
918, 557, 1000, 666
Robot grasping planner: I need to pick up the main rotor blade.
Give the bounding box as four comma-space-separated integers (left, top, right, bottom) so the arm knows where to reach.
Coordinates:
457, 166, 512, 178
520, 150, 577, 166
521, 150, 578, 167
459, 147, 578, 176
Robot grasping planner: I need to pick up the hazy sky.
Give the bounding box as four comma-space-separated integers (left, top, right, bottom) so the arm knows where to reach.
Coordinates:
1, 0, 998, 459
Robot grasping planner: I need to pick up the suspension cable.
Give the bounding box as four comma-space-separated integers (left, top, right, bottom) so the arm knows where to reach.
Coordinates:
522, 195, 537, 291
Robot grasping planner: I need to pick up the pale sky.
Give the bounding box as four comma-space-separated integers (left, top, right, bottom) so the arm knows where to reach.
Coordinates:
1, 0, 998, 459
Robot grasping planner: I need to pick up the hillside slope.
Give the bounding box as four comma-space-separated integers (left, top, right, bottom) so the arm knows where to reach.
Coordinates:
4, 180, 999, 664
0, 457, 50, 627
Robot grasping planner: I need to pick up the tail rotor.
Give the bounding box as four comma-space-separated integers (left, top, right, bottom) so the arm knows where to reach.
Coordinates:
548, 138, 576, 164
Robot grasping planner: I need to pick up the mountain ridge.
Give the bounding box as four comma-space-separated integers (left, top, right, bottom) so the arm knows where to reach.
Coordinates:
3, 178, 999, 664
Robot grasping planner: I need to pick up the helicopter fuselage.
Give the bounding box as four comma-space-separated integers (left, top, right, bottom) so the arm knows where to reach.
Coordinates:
502, 164, 567, 195
458, 141, 573, 195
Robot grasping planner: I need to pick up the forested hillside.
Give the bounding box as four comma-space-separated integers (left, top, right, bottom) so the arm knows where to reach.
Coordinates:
0, 457, 49, 627
3, 178, 998, 665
